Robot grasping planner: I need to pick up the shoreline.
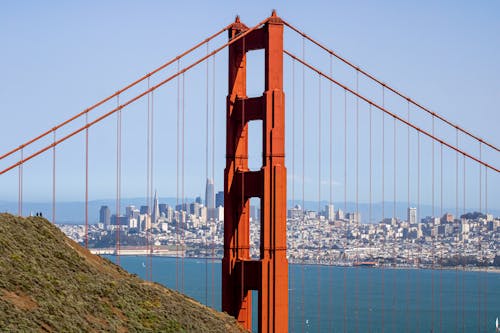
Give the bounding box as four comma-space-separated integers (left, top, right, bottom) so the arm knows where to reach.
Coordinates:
90, 247, 500, 273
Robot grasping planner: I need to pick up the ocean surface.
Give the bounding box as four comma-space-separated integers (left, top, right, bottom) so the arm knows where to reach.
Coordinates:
104, 255, 499, 333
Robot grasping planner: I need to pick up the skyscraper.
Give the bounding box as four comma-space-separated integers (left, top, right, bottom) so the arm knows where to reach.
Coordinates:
152, 190, 160, 224
205, 178, 215, 219
325, 204, 335, 221
408, 207, 417, 225
215, 190, 224, 208
99, 206, 110, 226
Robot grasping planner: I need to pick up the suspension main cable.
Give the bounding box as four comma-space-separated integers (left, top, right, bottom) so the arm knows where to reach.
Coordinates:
282, 50, 499, 173
0, 23, 233, 162
281, 19, 500, 153
1, 18, 271, 176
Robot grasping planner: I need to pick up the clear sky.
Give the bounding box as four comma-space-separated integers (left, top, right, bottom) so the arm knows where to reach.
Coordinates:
0, 1, 499, 211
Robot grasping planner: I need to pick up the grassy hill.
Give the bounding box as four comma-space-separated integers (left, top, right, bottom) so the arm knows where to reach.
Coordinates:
0, 213, 247, 332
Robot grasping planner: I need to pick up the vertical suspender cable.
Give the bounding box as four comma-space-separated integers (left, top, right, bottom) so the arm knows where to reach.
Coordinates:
291, 57, 296, 332
52, 130, 56, 224
116, 94, 121, 265
394, 118, 397, 221
211, 53, 216, 308
477, 142, 482, 333
328, 54, 333, 333
455, 128, 459, 333
440, 142, 443, 333
355, 70, 359, 333
176, 60, 180, 291
317, 74, 322, 332
479, 143, 482, 213
301, 36, 306, 333
462, 154, 467, 332
481, 147, 487, 333
431, 116, 435, 333
85, 112, 89, 249
382, 87, 385, 222
182, 72, 186, 293
343, 88, 347, 333
406, 101, 410, 333
150, 89, 155, 281
344, 89, 347, 214
343, 87, 347, 333
146, 78, 151, 281
483, 164, 488, 333
381, 87, 385, 333
18, 148, 23, 216
368, 103, 373, 333
205, 42, 209, 306
416, 131, 421, 333
478, 143, 484, 333
392, 116, 397, 333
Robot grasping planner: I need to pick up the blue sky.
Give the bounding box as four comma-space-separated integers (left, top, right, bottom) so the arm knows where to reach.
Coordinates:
0, 1, 498, 212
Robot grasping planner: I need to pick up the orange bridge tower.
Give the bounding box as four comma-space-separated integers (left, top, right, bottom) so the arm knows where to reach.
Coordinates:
222, 11, 288, 333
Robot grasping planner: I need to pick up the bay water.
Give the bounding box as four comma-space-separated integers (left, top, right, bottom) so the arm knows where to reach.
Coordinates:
104, 255, 499, 332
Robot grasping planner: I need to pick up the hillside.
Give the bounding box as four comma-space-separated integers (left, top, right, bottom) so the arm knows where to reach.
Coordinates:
0, 213, 247, 332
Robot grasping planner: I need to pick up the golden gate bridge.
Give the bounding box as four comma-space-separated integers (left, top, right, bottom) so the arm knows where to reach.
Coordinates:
1, 11, 499, 333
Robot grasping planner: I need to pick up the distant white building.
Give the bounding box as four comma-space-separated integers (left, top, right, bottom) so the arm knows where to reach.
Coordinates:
407, 207, 417, 225
216, 206, 224, 221
287, 205, 303, 219
325, 204, 335, 222
336, 209, 344, 221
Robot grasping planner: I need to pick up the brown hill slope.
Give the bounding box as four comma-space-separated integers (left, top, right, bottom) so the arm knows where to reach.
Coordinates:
0, 213, 246, 332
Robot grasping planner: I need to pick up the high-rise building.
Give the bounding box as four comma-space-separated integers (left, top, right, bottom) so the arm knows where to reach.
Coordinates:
216, 206, 224, 221
125, 205, 136, 218
205, 178, 215, 219
336, 209, 344, 221
159, 203, 167, 215
215, 191, 224, 208
190, 202, 201, 217
152, 190, 160, 224
408, 207, 417, 225
140, 205, 149, 215
195, 196, 203, 204
99, 206, 110, 226
325, 204, 335, 221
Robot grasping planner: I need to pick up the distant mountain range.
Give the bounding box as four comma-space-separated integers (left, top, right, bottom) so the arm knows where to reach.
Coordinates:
1, 198, 497, 225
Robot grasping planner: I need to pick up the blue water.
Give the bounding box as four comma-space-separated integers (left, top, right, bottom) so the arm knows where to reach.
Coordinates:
104, 255, 499, 333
